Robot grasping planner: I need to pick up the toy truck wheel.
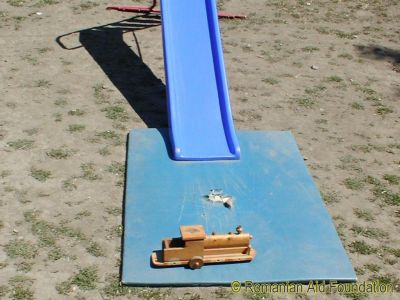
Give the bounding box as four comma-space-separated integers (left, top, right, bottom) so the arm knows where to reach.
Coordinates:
189, 256, 204, 269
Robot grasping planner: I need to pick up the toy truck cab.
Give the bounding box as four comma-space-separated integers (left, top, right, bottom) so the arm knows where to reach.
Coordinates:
151, 225, 255, 269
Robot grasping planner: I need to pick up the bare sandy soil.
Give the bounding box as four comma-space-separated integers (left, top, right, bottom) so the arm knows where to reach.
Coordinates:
0, 0, 399, 299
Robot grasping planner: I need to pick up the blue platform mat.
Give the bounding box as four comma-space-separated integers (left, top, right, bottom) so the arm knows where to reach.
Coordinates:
122, 129, 356, 286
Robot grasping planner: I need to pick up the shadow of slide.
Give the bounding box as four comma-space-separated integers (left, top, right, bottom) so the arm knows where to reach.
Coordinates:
57, 15, 167, 128
355, 44, 400, 72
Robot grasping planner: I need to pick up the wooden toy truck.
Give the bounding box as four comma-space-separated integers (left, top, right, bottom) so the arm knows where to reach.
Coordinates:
151, 225, 255, 269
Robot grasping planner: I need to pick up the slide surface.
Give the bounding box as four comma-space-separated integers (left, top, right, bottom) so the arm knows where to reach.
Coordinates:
160, 0, 240, 160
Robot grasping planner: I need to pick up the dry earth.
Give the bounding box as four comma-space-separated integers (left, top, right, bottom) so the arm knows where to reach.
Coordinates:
0, 0, 399, 299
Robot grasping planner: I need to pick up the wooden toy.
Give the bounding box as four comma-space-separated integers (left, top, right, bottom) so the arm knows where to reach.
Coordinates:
151, 225, 255, 269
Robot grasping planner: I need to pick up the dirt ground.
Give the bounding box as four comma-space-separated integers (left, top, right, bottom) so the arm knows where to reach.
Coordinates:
0, 0, 399, 299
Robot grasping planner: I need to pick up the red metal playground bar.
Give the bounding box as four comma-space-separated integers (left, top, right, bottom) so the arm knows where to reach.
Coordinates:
107, 0, 247, 19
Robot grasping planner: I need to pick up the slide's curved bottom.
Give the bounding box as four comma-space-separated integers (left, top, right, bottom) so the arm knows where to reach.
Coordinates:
161, 0, 240, 160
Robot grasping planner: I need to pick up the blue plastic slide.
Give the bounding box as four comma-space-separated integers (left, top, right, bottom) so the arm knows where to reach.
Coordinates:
160, 0, 240, 160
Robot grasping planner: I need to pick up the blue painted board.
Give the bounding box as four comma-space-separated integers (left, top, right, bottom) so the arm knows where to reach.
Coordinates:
160, 0, 240, 160
122, 129, 356, 285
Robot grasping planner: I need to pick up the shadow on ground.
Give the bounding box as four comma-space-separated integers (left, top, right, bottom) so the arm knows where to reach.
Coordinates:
355, 44, 400, 73
57, 14, 167, 128
57, 15, 170, 280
